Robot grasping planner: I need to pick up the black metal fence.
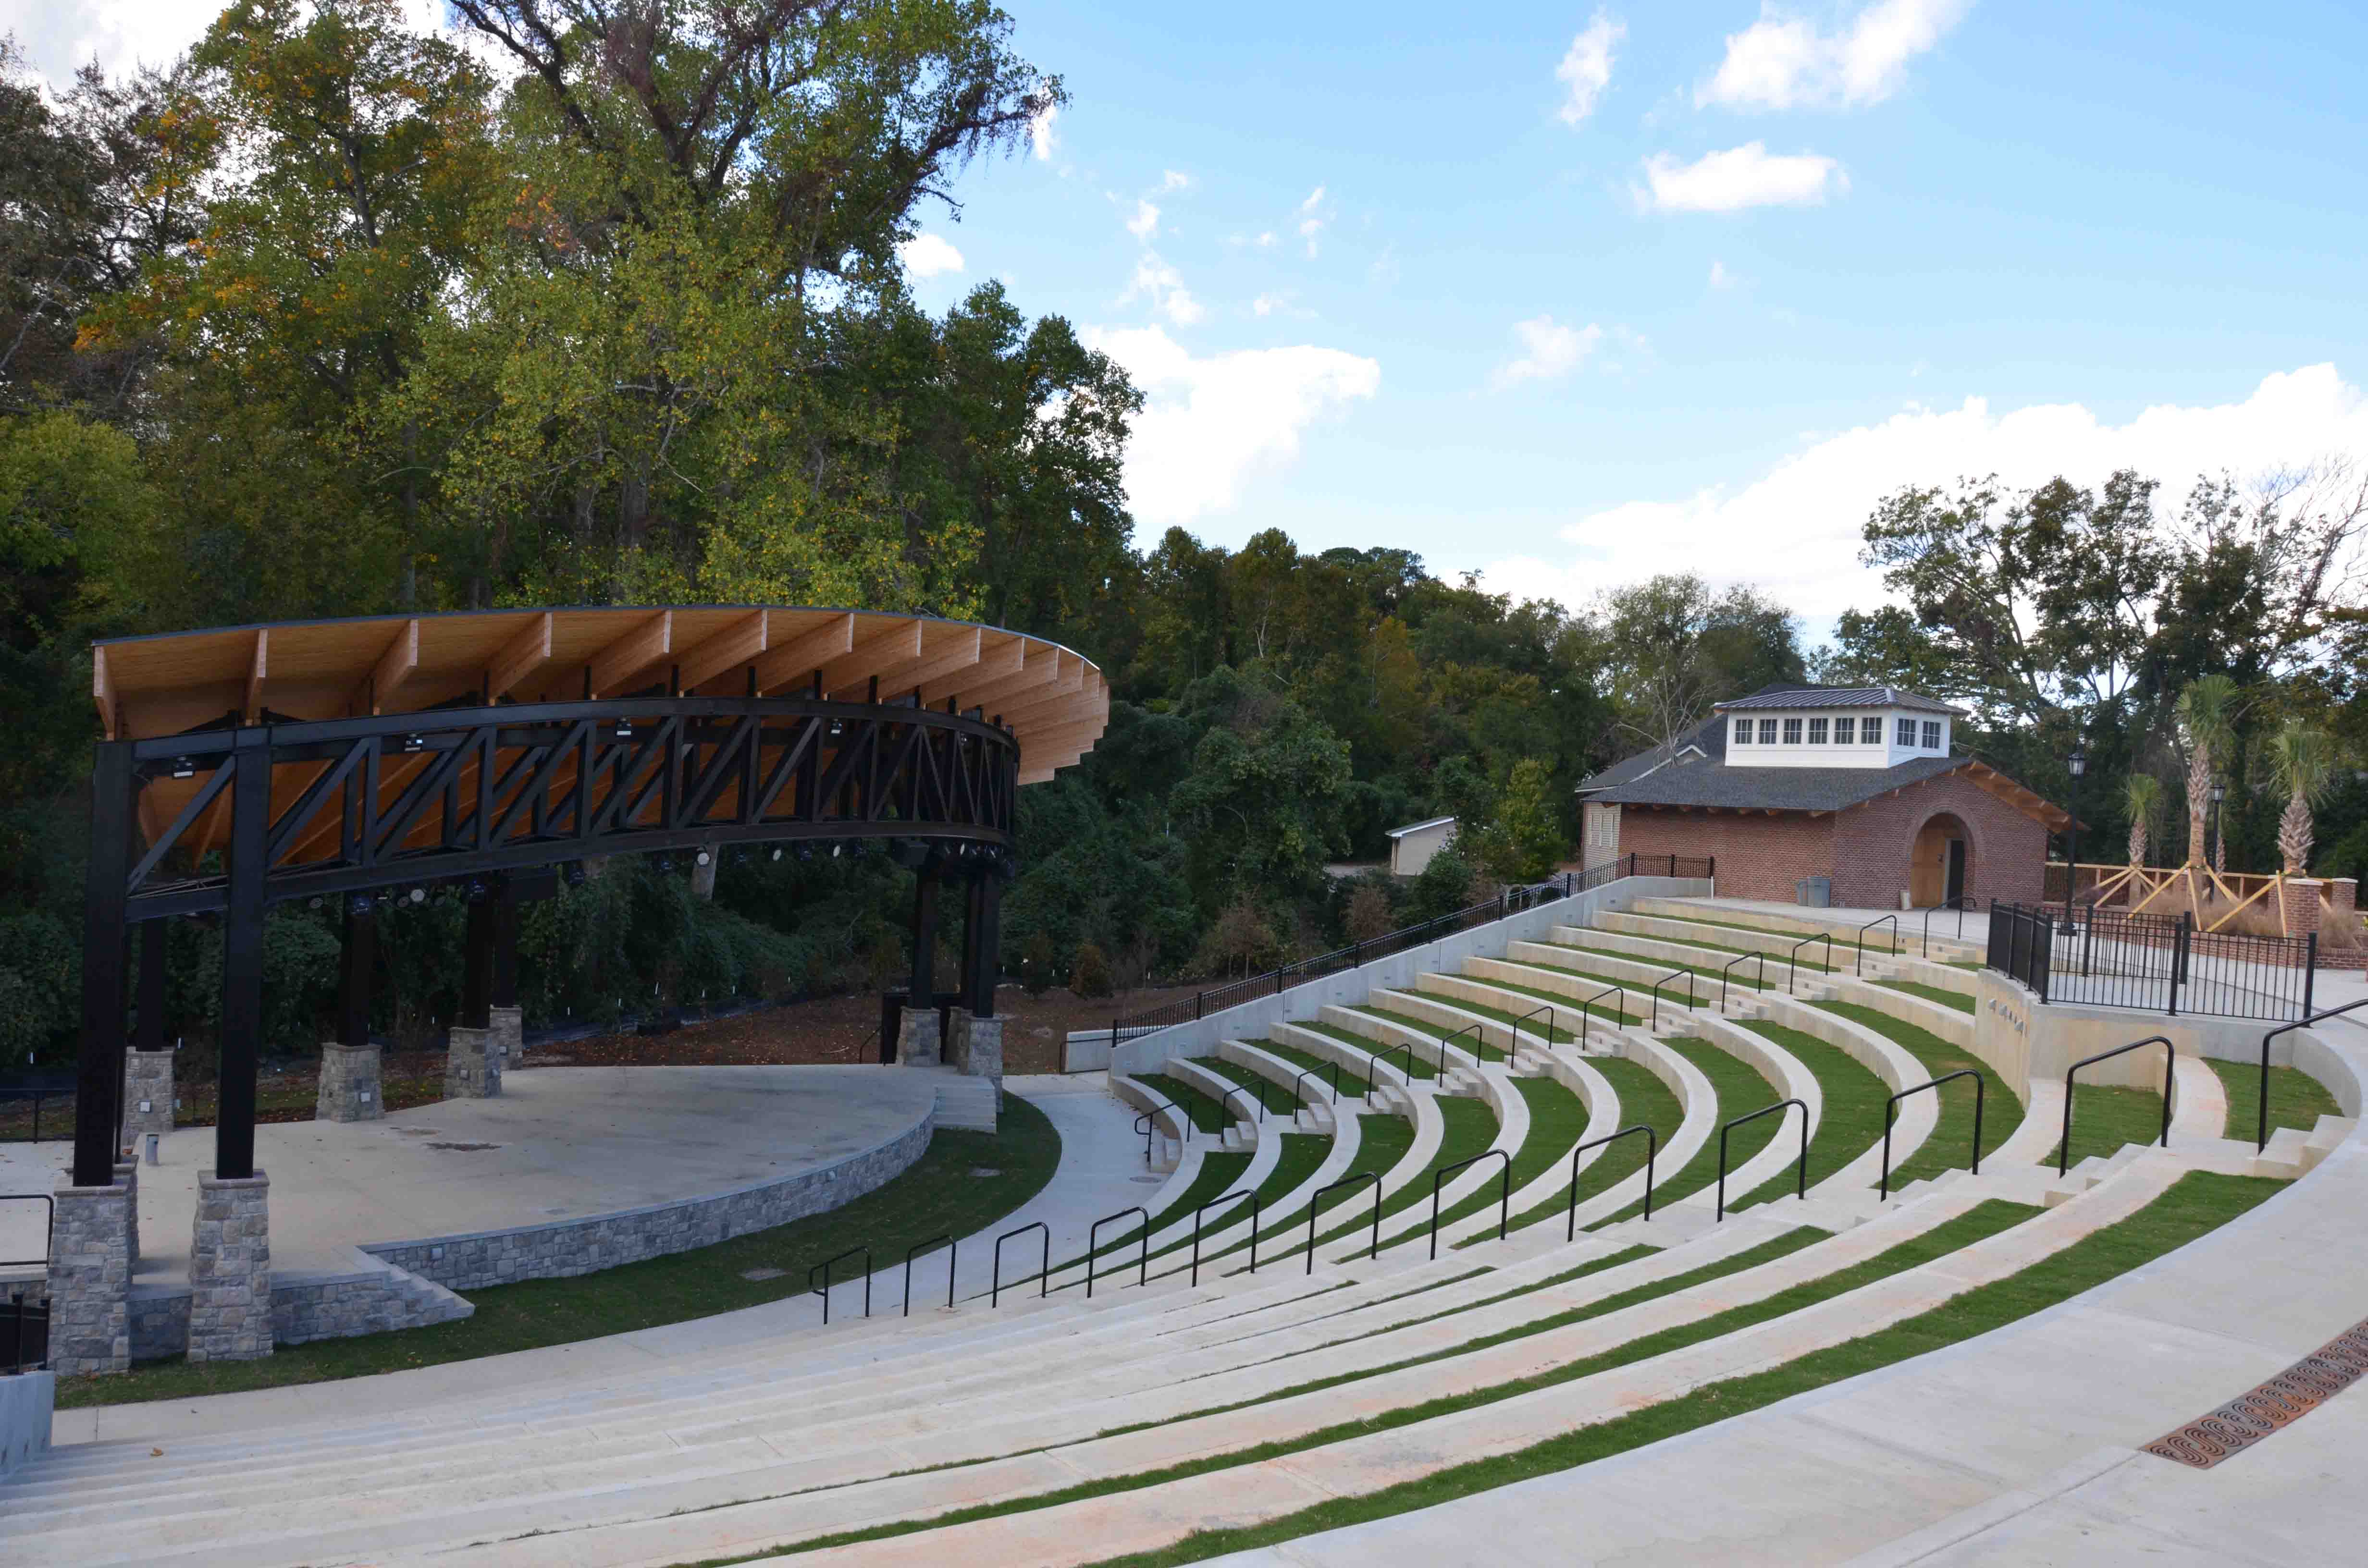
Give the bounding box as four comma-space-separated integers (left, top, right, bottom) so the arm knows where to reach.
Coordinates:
1986, 901, 2317, 1022
1107, 852, 1714, 1049
1, 1287, 46, 1375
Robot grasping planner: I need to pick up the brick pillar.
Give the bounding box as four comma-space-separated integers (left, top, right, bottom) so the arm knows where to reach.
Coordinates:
113, 1159, 138, 1274
961, 1016, 1005, 1094
187, 1170, 271, 1362
899, 1006, 941, 1067
121, 1049, 174, 1145
47, 1178, 130, 1376
444, 1026, 501, 1099
487, 1005, 525, 1072
2279, 877, 2325, 940
2327, 878, 2357, 928
315, 1042, 383, 1121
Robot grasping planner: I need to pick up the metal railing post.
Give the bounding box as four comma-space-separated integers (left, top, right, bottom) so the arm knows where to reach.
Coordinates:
901, 1234, 955, 1316
1582, 984, 1625, 1044
1305, 1171, 1380, 1272
1879, 1071, 1986, 1199
1191, 1188, 1261, 1285
2058, 1036, 2176, 1176
991, 1220, 1050, 1306
2255, 999, 2368, 1151
807, 1244, 872, 1325
1085, 1206, 1150, 1298
1430, 1149, 1512, 1258
1715, 1099, 1809, 1221
1566, 1124, 1656, 1239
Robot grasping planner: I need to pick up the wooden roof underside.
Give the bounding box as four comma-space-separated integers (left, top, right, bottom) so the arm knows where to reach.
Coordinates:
92, 606, 1109, 787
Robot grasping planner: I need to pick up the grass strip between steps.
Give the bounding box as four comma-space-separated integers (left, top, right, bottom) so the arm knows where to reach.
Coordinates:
1297, 1020, 1441, 1080
1818, 1000, 2023, 1187
63, 1096, 1063, 1409
1877, 978, 1978, 1013
1450, 967, 1646, 1028
1422, 1075, 1590, 1238
1406, 991, 1580, 1049
1322, 1094, 1501, 1250
1591, 1036, 1779, 1225
1351, 1004, 1480, 1063
2206, 1058, 2342, 1144
1197, 1056, 1305, 1122
1134, 1072, 1232, 1135
1499, 1052, 1683, 1236
1726, 1022, 1889, 1213
1143, 1133, 1329, 1271
1221, 1110, 1416, 1264
1246, 1035, 1364, 1100
1080, 1172, 2277, 1566
704, 1197, 2069, 1564
1054, 1151, 1255, 1282
2045, 1082, 2171, 1169
1601, 923, 1840, 975
1527, 943, 1722, 1009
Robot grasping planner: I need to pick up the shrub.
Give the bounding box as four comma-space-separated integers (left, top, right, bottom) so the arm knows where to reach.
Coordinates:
1070, 939, 1114, 999
1343, 880, 1396, 944
1021, 931, 1057, 996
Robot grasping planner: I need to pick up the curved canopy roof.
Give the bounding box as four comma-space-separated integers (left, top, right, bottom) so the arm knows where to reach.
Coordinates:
91, 606, 1108, 785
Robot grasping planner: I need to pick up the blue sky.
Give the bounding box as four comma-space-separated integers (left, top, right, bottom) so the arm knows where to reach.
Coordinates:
16, 0, 2368, 627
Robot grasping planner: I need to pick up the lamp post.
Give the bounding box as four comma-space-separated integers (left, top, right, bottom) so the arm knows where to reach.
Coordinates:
2209, 776, 2228, 884
2061, 744, 2087, 933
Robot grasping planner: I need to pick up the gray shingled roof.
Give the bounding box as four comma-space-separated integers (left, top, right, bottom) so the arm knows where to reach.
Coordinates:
1713, 684, 1964, 715
1575, 700, 2062, 821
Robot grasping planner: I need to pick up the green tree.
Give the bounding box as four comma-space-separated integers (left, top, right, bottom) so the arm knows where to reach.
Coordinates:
1467, 757, 1566, 884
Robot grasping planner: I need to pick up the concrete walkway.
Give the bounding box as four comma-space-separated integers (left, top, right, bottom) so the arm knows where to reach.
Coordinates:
1203, 1031, 2368, 1567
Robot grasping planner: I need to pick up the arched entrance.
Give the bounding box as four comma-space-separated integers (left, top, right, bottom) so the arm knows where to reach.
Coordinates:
1910, 812, 1972, 906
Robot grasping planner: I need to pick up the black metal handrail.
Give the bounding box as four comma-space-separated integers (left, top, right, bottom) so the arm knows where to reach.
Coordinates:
1290, 1064, 1340, 1113
2255, 999, 2368, 1152
1856, 914, 1899, 973
1720, 951, 1764, 1015
2058, 1036, 2175, 1175
1305, 1170, 1382, 1273
1716, 1098, 1809, 1220
0, 1194, 54, 1268
1567, 1124, 1657, 1239
1444, 1022, 1490, 1068
1368, 1039, 1418, 1096
1085, 1206, 1150, 1299
1133, 1095, 1187, 1164
1430, 1148, 1512, 1258
1788, 932, 1830, 993
1582, 984, 1626, 1041
1649, 966, 1696, 1030
991, 1219, 1050, 1307
1879, 1070, 1986, 1199
1511, 1004, 1557, 1054
1924, 894, 1982, 955
1191, 1188, 1261, 1285
1213, 1080, 1264, 1127
901, 1233, 955, 1317
3, 1285, 46, 1375
808, 1244, 871, 1325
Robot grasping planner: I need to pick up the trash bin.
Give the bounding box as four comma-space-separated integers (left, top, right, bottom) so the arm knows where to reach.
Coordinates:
1795, 876, 1832, 908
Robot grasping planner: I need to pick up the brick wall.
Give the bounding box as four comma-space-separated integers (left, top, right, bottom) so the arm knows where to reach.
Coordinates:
1605, 768, 2050, 909
1616, 807, 1834, 902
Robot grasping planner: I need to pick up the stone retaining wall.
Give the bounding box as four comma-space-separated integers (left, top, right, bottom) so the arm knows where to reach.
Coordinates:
368, 1108, 935, 1291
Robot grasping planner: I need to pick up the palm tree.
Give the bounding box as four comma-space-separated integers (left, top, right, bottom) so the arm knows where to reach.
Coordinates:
2123, 772, 2161, 867
2176, 675, 2240, 866
2264, 721, 2335, 875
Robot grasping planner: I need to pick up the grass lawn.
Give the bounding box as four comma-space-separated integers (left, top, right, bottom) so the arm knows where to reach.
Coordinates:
58, 1094, 1063, 1409
1088, 1172, 2276, 1565
1247, 1036, 1366, 1100
1818, 1000, 2023, 1187
1299, 1020, 1441, 1080
1134, 1072, 1232, 1134
1594, 1037, 1779, 1224
1411, 991, 1580, 1051
2207, 1058, 2343, 1145
1729, 1023, 1888, 1212
1877, 979, 1977, 1014
1320, 1094, 1499, 1250
1520, 948, 1714, 1014
1149, 1132, 1333, 1270
1451, 968, 1646, 1028
2046, 1082, 2170, 1169
1502, 1053, 1684, 1235
1614, 925, 1841, 974
1410, 1075, 1588, 1243
1236, 1111, 1415, 1264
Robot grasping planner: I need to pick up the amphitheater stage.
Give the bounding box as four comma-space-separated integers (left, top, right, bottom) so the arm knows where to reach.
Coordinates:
0, 1064, 938, 1288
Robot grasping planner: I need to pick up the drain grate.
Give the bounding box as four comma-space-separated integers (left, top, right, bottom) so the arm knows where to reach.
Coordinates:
2145, 1319, 2368, 1468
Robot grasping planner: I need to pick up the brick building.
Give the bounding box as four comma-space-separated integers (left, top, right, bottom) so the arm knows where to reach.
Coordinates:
1576, 685, 2071, 909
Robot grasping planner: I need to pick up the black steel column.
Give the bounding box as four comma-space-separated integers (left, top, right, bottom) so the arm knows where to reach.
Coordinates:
217, 729, 270, 1181
961, 872, 987, 1015
908, 861, 939, 1004
338, 894, 375, 1046
73, 742, 135, 1186
136, 919, 168, 1053
972, 870, 1003, 1018
490, 877, 519, 1012
460, 885, 496, 1029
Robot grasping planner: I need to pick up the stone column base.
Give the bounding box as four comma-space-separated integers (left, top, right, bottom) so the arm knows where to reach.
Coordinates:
316, 1042, 384, 1121
48, 1178, 131, 1376
959, 1016, 1005, 1094
945, 1006, 972, 1069
122, 1049, 175, 1144
445, 1026, 502, 1099
188, 1170, 271, 1363
899, 1006, 942, 1067
488, 1005, 524, 1071
113, 1161, 138, 1272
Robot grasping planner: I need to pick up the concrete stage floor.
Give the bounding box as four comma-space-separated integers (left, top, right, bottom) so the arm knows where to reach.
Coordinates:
0, 1064, 937, 1283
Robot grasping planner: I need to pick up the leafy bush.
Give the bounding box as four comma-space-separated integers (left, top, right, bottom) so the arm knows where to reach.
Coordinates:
1070, 939, 1114, 999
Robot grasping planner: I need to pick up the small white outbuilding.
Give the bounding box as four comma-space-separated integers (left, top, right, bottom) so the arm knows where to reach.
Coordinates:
1386, 815, 1457, 878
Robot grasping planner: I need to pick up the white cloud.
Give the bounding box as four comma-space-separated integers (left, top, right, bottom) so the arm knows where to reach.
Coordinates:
1556, 11, 1626, 125
1297, 185, 1330, 257
897, 233, 965, 279
1252, 294, 1285, 317
1159, 169, 1192, 192
1030, 100, 1060, 160
1125, 254, 1204, 327
1698, 0, 1972, 111
1478, 364, 2368, 622
1709, 259, 1738, 288
1493, 315, 1604, 387
9, 0, 459, 85
1082, 325, 1381, 527
1126, 199, 1162, 241
1638, 142, 1844, 212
